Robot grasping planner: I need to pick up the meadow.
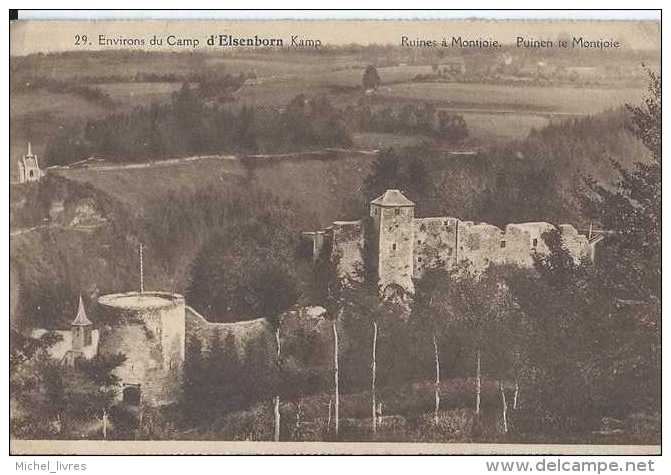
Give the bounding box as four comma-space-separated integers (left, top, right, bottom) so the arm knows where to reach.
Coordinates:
379, 82, 647, 114
94, 81, 183, 108
53, 151, 378, 228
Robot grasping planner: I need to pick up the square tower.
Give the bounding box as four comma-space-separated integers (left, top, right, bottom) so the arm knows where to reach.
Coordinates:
370, 189, 415, 296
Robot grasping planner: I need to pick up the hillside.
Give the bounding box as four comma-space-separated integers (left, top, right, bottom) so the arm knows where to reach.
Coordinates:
53, 151, 378, 228
51, 106, 647, 228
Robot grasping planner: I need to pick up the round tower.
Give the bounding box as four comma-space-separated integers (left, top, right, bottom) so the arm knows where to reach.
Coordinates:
97, 291, 186, 406
370, 189, 415, 296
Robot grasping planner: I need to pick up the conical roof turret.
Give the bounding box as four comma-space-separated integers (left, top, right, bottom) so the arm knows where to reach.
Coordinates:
72, 295, 92, 326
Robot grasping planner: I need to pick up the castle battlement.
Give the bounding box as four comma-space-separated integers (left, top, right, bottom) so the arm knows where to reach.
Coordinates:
303, 189, 599, 296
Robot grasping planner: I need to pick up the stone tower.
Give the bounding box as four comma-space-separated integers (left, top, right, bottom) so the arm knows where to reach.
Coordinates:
370, 189, 415, 296
17, 142, 42, 184
71, 295, 92, 353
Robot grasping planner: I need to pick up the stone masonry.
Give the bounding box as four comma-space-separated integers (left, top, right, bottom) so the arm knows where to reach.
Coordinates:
303, 189, 601, 295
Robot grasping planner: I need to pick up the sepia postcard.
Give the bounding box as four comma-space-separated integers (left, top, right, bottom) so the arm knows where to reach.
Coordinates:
8, 11, 661, 456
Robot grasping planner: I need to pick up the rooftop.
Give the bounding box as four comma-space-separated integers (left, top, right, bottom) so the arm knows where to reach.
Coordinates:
98, 291, 184, 310
371, 189, 415, 208
71, 295, 92, 326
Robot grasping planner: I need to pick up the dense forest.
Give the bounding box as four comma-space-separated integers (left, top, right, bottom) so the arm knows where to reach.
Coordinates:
43, 85, 355, 165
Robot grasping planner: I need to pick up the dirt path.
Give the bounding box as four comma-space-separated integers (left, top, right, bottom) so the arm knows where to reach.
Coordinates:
10, 223, 51, 237
47, 148, 382, 173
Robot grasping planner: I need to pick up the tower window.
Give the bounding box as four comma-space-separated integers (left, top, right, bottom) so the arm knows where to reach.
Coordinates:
532, 238, 538, 247
418, 257, 423, 263
417, 239, 422, 245
500, 240, 506, 248
391, 243, 396, 251
395, 209, 400, 215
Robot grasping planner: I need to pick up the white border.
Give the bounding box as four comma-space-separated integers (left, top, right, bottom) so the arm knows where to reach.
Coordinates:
16, 10, 663, 20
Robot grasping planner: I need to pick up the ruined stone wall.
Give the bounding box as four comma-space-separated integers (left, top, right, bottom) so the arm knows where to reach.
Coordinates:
185, 306, 270, 356
413, 219, 591, 277
330, 220, 365, 281
301, 231, 327, 263
558, 224, 592, 262
413, 217, 459, 278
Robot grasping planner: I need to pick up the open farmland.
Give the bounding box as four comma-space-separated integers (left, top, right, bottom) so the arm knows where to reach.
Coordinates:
378, 82, 647, 114
461, 113, 555, 142
10, 50, 652, 176
10, 51, 209, 82
310, 64, 435, 87
94, 81, 183, 108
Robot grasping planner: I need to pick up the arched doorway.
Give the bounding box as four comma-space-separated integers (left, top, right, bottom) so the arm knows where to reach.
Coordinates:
122, 384, 141, 406
382, 283, 407, 304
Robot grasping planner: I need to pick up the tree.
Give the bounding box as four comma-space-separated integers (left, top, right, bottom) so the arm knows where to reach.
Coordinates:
362, 146, 439, 216
10, 332, 126, 440
362, 65, 381, 91
340, 281, 400, 434
182, 336, 207, 422
413, 268, 452, 425
439, 263, 506, 418
584, 70, 660, 305
254, 265, 300, 442
312, 252, 346, 438
73, 353, 127, 439
186, 218, 300, 322
580, 70, 661, 415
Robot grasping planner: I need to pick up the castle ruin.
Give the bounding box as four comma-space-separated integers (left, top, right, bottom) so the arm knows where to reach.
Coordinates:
303, 189, 603, 296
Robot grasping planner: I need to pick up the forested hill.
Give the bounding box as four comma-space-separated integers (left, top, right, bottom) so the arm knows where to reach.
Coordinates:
521, 107, 649, 185
360, 106, 648, 228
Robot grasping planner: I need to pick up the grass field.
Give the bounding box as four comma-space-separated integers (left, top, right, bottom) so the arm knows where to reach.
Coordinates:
350, 132, 428, 149
461, 112, 553, 142
204, 55, 331, 77
94, 81, 182, 108
379, 82, 647, 114
53, 156, 246, 209
55, 151, 379, 228
310, 64, 435, 87
11, 51, 209, 82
